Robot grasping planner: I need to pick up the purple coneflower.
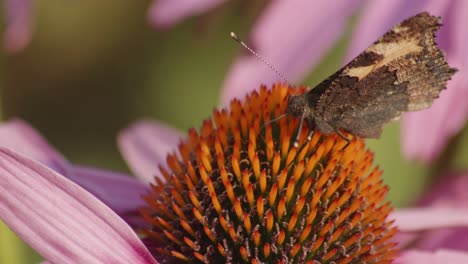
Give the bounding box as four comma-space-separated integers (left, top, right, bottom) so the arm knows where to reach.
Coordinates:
1, 84, 468, 263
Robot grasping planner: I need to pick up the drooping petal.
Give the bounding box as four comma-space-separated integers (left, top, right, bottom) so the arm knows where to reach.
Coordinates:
221, 0, 361, 105
3, 0, 33, 53
412, 226, 468, 251
0, 119, 70, 175
0, 148, 158, 264
0, 119, 147, 220
395, 249, 468, 264
404, 173, 468, 250
392, 208, 468, 232
417, 172, 468, 206
394, 173, 468, 249
147, 0, 226, 28
70, 165, 148, 215
118, 119, 183, 182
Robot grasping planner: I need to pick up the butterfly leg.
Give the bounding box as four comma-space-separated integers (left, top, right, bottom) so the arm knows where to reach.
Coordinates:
293, 111, 306, 148
262, 113, 288, 130
335, 129, 351, 148
306, 130, 314, 142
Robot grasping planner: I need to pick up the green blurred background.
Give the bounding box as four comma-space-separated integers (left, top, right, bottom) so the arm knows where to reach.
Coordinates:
1, 1, 467, 263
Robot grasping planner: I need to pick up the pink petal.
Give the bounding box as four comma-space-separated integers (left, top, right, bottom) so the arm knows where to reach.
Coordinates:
413, 227, 468, 251
348, 1, 466, 162
394, 174, 468, 250
452, 0, 468, 72
147, 0, 226, 28
401, 73, 466, 162
393, 206, 468, 250
405, 173, 468, 250
70, 165, 148, 215
0, 119, 147, 220
401, 1, 468, 162
417, 172, 468, 207
393, 232, 417, 248
0, 148, 157, 264
345, 0, 451, 61
396, 249, 468, 264
392, 208, 468, 232
446, 0, 468, 132
221, 0, 361, 105
3, 0, 33, 53
0, 119, 70, 175
118, 119, 183, 182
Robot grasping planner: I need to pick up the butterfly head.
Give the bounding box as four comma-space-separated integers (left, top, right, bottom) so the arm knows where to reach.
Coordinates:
287, 94, 312, 117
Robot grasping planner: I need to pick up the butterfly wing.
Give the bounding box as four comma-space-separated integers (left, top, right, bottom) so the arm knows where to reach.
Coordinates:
310, 12, 456, 138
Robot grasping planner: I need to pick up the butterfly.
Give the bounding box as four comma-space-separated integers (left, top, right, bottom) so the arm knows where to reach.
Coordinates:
285, 12, 457, 142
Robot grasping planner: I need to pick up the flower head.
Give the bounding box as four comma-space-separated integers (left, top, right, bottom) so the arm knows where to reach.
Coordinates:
140, 84, 397, 263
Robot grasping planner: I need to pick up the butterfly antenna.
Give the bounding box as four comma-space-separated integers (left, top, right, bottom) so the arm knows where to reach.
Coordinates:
230, 32, 293, 87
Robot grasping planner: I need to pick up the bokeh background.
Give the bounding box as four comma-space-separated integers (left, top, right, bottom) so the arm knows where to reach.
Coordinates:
1, 1, 467, 263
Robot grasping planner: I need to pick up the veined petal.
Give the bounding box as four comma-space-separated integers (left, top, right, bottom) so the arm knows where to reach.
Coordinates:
222, 0, 361, 105
392, 208, 468, 232
3, 0, 33, 53
396, 249, 468, 264
118, 119, 183, 182
0, 119, 147, 219
0, 148, 157, 264
147, 0, 226, 28
0, 119, 70, 175
70, 165, 148, 215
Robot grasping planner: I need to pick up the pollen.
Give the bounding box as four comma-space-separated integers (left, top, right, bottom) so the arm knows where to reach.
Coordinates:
140, 84, 398, 263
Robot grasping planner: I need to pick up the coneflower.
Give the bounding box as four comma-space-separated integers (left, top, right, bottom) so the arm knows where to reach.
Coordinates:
2, 84, 467, 263
141, 84, 398, 263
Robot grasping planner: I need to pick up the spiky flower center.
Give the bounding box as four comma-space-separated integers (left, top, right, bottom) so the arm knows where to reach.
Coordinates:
140, 84, 398, 263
